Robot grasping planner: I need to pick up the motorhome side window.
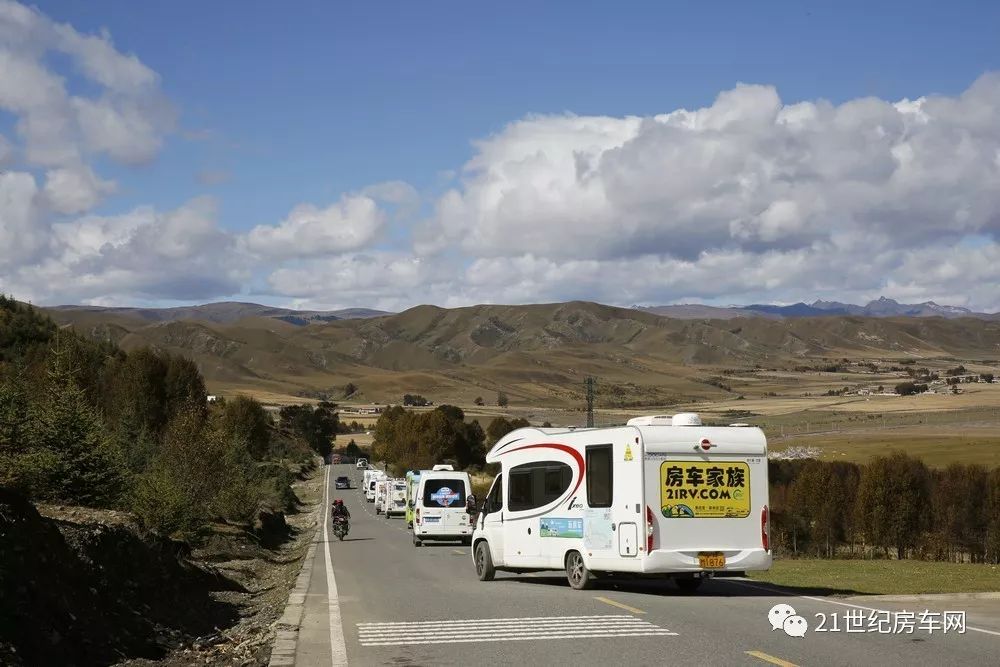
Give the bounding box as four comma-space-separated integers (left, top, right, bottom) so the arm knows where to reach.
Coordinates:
586, 445, 613, 508
508, 461, 572, 511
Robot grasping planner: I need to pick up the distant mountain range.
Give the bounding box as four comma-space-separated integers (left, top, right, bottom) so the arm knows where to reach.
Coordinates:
635, 297, 1000, 321
49, 302, 392, 326
43, 299, 1000, 406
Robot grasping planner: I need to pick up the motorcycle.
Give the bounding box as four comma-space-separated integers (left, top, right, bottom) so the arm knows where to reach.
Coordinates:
332, 515, 349, 541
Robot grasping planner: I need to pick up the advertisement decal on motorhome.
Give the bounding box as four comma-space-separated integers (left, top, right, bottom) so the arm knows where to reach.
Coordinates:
539, 517, 583, 538
660, 461, 750, 518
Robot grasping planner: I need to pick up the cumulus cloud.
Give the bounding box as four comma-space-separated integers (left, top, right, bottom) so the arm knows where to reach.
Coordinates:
266, 252, 463, 312
390, 74, 1000, 312
242, 194, 386, 260
0, 0, 172, 171
42, 164, 117, 214
361, 180, 421, 219
0, 170, 46, 266
8, 197, 246, 303
420, 76, 1000, 266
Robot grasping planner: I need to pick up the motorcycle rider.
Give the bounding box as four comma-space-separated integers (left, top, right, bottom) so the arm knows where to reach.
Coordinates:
331, 498, 351, 523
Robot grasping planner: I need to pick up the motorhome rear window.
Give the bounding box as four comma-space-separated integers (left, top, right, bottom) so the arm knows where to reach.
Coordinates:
422, 479, 466, 507
586, 445, 613, 508
508, 461, 572, 511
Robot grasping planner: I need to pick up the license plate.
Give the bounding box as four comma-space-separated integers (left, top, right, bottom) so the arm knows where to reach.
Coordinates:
698, 552, 725, 569
423, 516, 440, 523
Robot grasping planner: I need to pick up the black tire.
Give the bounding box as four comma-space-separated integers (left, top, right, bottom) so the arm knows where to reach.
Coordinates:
413, 535, 422, 547
475, 541, 496, 581
565, 551, 592, 590
337, 532, 345, 542
675, 577, 703, 594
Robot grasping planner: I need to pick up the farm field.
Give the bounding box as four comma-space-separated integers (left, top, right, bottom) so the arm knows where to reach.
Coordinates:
771, 428, 1000, 468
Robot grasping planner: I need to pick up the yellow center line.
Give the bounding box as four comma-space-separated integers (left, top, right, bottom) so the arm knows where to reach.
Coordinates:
593, 596, 646, 615
745, 650, 799, 667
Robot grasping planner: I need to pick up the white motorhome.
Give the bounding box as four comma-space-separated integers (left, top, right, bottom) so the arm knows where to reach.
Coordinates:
374, 478, 390, 514
364, 469, 386, 503
412, 469, 474, 547
384, 479, 408, 518
470, 414, 771, 592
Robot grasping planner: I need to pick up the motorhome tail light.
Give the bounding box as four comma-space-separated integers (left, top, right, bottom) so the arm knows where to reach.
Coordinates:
646, 505, 655, 553
761, 505, 770, 552
415, 508, 421, 526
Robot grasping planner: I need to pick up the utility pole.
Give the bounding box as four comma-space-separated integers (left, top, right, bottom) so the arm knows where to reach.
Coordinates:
585, 376, 596, 427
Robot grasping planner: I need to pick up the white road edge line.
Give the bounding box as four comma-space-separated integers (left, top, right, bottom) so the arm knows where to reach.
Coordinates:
323, 466, 350, 665
728, 579, 1000, 638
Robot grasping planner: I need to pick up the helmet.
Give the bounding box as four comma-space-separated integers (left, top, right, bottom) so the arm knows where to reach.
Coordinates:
334, 499, 343, 506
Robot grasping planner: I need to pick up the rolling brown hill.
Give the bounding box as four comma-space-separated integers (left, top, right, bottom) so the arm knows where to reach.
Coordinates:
49, 301, 1000, 406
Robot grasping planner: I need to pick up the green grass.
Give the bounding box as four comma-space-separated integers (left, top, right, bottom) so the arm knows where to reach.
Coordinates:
749, 558, 1000, 595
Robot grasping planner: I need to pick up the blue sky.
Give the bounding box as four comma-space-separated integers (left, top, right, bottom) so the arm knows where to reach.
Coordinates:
4, 1, 1000, 310
34, 0, 1000, 233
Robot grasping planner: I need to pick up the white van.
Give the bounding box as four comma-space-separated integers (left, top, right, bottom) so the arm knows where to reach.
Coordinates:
374, 479, 390, 514
384, 479, 408, 518
470, 414, 771, 592
361, 468, 376, 496
412, 470, 474, 547
365, 470, 386, 503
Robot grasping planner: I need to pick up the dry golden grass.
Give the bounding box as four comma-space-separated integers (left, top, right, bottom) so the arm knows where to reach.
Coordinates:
771, 425, 1000, 468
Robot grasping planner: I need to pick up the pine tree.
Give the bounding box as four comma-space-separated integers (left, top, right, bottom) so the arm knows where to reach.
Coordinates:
30, 341, 127, 507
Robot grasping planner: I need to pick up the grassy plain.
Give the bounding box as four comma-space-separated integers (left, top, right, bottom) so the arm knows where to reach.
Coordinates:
750, 559, 1000, 595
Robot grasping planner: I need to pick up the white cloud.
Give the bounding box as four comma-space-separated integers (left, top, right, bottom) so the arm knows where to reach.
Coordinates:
0, 0, 173, 172
42, 164, 116, 214
0, 132, 12, 166
0, 170, 46, 266
362, 180, 421, 219
7, 197, 246, 304
420, 75, 1000, 266
242, 194, 386, 260
3, 0, 1000, 318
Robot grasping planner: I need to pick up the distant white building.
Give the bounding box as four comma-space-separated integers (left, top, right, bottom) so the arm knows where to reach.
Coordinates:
207, 395, 219, 403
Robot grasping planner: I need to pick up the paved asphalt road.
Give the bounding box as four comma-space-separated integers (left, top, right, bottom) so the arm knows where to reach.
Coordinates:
295, 464, 1000, 666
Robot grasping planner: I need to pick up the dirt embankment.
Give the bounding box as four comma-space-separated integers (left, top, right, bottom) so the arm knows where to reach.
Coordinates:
0, 460, 325, 667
